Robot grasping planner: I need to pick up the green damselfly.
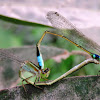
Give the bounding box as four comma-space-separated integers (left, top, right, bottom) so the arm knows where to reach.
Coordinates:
0, 47, 50, 89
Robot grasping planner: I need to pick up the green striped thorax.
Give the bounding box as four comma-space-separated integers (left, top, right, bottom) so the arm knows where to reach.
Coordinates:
19, 61, 50, 83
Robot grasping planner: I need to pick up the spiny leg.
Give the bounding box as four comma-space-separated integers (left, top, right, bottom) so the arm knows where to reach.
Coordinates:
34, 75, 42, 85
22, 79, 27, 92
23, 75, 34, 84
31, 75, 43, 89
19, 69, 35, 91
22, 73, 42, 90
22, 75, 35, 92
19, 70, 42, 90
19, 70, 36, 86
22, 75, 41, 92
19, 69, 27, 92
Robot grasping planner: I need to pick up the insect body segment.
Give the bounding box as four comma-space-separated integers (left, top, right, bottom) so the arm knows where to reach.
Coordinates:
36, 46, 44, 69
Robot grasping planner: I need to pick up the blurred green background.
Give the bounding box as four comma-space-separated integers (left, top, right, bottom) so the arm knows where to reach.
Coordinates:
0, 15, 99, 85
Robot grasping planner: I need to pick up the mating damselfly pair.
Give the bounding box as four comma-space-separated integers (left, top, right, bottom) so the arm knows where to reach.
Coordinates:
0, 11, 100, 88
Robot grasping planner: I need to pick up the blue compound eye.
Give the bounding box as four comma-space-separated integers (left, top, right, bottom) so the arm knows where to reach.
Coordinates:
92, 54, 96, 59
92, 54, 100, 61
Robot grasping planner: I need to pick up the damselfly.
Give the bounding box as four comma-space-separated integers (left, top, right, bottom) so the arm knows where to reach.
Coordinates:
0, 11, 100, 88
0, 46, 50, 89
37, 11, 100, 61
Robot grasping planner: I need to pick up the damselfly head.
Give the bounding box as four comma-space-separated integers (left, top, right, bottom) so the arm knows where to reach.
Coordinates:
44, 68, 50, 77
91, 54, 100, 61
41, 68, 50, 78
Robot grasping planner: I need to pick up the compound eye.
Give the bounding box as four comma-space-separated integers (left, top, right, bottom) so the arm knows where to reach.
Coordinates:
44, 68, 50, 73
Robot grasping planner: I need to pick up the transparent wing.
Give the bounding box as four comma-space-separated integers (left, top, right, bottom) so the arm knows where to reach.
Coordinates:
0, 46, 39, 89
0, 45, 66, 66
0, 48, 23, 64
47, 11, 100, 55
